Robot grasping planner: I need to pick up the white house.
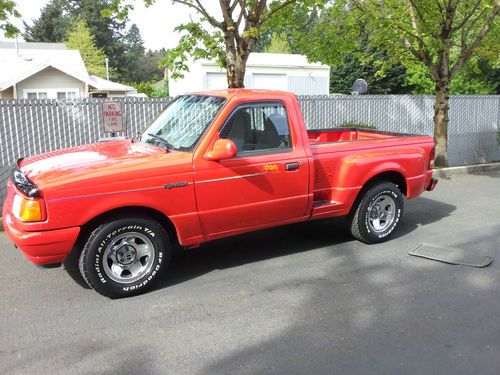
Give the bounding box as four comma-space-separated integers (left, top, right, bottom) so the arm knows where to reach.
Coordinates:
169, 53, 330, 97
0, 41, 137, 99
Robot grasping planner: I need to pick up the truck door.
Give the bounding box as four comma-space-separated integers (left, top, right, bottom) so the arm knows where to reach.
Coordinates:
194, 101, 309, 238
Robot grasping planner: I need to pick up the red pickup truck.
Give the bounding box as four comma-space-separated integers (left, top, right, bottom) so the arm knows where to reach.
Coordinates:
3, 89, 437, 297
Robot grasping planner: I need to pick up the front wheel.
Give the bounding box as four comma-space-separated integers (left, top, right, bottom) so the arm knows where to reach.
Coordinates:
347, 181, 404, 244
79, 217, 171, 298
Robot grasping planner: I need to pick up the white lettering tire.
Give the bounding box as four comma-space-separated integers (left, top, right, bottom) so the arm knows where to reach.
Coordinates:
347, 182, 404, 244
79, 217, 171, 298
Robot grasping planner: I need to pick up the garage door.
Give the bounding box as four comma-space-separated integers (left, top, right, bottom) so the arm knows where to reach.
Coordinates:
205, 73, 227, 90
251, 73, 288, 90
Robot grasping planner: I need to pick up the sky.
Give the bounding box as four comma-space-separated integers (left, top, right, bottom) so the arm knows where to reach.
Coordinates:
3, 0, 222, 50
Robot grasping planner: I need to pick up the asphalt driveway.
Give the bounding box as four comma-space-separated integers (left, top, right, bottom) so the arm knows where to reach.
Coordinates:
1, 170, 499, 375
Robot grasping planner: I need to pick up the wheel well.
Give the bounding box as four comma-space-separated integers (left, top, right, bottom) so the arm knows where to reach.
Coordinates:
349, 171, 407, 216
364, 171, 407, 196
76, 206, 179, 248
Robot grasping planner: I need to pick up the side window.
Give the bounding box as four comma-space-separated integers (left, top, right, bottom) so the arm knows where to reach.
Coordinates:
220, 104, 291, 154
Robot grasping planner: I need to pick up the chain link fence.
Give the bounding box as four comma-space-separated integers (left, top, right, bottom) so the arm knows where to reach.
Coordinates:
1, 95, 499, 203
298, 95, 500, 167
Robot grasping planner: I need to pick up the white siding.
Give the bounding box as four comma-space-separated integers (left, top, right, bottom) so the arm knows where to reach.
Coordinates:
169, 53, 330, 96
16, 67, 85, 99
251, 73, 287, 90
205, 72, 227, 90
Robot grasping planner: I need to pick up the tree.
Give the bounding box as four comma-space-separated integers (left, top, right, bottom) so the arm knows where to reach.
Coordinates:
266, 32, 291, 53
66, 19, 108, 78
348, 0, 500, 166
67, 0, 129, 81
141, 49, 168, 82
25, 0, 136, 81
110, 0, 299, 88
0, 0, 20, 37
329, 53, 414, 94
171, 0, 300, 87
121, 24, 147, 82
24, 0, 69, 42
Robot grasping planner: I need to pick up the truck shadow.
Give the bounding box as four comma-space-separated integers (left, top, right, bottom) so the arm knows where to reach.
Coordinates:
155, 196, 456, 290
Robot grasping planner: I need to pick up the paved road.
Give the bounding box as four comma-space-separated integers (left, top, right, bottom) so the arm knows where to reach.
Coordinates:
1, 171, 499, 375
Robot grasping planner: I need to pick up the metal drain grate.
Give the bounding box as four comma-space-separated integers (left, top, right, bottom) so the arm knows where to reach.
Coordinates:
409, 243, 493, 268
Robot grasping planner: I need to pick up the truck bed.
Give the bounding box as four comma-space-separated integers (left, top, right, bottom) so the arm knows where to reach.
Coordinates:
307, 128, 417, 144
306, 127, 435, 219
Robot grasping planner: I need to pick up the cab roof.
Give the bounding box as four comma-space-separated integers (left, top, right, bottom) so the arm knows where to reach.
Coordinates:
190, 88, 297, 100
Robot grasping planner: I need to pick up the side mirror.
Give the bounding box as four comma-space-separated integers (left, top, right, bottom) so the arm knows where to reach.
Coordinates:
204, 139, 237, 161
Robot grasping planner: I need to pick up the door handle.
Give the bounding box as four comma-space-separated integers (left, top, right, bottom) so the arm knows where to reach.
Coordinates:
285, 162, 300, 171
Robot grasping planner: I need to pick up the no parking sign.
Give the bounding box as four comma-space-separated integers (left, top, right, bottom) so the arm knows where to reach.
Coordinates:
102, 101, 124, 133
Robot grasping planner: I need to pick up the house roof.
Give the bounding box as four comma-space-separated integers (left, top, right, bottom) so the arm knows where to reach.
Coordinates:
202, 52, 329, 70
88, 75, 136, 93
0, 42, 90, 91
0, 42, 135, 94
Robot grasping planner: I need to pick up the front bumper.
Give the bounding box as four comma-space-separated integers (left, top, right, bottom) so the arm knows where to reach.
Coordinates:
2, 213, 80, 265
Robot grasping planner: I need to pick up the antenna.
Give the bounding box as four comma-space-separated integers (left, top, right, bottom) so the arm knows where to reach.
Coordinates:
351, 79, 368, 95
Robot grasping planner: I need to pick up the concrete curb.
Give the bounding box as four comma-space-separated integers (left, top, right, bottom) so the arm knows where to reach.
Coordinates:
1, 161, 499, 232
432, 161, 500, 179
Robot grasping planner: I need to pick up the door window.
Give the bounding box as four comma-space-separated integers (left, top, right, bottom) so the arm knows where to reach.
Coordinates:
220, 104, 291, 155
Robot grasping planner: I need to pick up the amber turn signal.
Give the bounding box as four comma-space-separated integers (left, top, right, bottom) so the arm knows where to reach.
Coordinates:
13, 195, 43, 222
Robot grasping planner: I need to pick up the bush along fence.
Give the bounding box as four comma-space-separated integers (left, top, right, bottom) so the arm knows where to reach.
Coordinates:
1, 95, 499, 203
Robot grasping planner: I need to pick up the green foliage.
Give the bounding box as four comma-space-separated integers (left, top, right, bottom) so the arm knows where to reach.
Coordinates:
164, 22, 226, 80
22, 0, 165, 84
350, 0, 499, 84
141, 49, 168, 82
403, 62, 435, 94
105, 1, 302, 86
330, 54, 413, 94
265, 33, 291, 53
67, 0, 128, 81
282, 0, 499, 95
0, 0, 20, 37
131, 80, 168, 97
66, 19, 108, 78
120, 24, 148, 82
24, 0, 69, 42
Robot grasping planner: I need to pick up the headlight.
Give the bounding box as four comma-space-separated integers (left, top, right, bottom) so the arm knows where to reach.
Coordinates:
13, 194, 44, 222
11, 161, 40, 198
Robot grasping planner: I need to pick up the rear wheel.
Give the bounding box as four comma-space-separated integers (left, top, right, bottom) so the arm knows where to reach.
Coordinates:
79, 217, 170, 298
347, 181, 404, 244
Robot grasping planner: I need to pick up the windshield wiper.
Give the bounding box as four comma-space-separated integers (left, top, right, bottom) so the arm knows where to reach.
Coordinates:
147, 133, 174, 150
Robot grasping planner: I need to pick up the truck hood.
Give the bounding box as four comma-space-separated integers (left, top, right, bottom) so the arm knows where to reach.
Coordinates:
19, 140, 192, 192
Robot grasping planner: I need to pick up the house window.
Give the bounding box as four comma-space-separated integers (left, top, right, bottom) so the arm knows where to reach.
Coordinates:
57, 91, 77, 100
26, 91, 48, 99
23, 89, 79, 100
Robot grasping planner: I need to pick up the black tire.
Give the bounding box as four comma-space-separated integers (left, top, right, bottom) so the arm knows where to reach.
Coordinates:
347, 181, 404, 244
79, 217, 170, 298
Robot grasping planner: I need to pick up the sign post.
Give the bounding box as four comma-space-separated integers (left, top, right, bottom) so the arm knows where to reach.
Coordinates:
102, 101, 124, 137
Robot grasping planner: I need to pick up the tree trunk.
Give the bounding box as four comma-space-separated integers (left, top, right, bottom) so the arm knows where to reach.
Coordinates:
232, 51, 248, 88
433, 78, 449, 167
224, 31, 240, 88
224, 30, 252, 88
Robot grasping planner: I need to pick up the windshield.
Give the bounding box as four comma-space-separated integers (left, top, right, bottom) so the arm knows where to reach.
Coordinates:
141, 95, 226, 151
